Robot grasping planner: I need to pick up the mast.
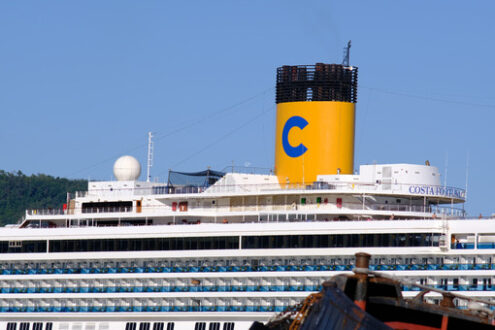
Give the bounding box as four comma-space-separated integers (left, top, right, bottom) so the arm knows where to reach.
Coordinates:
146, 131, 154, 182
342, 40, 351, 67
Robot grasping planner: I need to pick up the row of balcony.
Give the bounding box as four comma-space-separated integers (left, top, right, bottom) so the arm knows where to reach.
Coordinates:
2, 262, 495, 276
0, 305, 288, 313
3, 283, 495, 295
0, 284, 322, 294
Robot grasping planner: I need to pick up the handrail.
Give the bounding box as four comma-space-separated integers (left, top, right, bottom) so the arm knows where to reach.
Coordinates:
0, 305, 289, 313
1, 262, 495, 276
71, 181, 466, 200
25, 201, 466, 218
0, 284, 323, 294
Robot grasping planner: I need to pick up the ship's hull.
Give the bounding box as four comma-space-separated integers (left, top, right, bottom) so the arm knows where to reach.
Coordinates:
0, 219, 494, 329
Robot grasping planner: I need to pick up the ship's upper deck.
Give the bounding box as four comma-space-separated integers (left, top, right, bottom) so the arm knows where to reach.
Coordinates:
73, 163, 465, 203
19, 163, 466, 229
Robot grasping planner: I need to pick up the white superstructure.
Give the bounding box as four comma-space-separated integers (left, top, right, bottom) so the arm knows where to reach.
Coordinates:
0, 61, 491, 330
2, 160, 489, 330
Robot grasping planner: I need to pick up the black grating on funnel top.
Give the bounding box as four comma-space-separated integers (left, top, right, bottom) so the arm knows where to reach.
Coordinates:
276, 63, 358, 104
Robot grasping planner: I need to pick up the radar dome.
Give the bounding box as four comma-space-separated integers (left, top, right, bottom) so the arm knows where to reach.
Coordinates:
113, 155, 141, 181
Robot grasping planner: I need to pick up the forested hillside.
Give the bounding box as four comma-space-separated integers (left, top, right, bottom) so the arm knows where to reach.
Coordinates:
0, 171, 87, 225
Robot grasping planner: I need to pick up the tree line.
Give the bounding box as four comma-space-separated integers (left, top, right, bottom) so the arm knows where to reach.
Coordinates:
0, 170, 87, 225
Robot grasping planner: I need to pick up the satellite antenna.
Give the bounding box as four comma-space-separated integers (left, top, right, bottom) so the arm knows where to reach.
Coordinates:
146, 131, 154, 182
342, 40, 351, 67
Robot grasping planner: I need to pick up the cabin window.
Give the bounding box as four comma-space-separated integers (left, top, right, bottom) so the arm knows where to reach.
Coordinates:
48, 236, 239, 253
208, 323, 220, 330
223, 323, 235, 330
82, 201, 132, 213
241, 233, 440, 249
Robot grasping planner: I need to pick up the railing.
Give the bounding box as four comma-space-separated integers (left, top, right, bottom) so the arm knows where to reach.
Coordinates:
74, 191, 87, 198
4, 303, 494, 313
192, 201, 453, 215
24, 204, 466, 221
26, 182, 466, 218
26, 206, 132, 216
221, 166, 273, 175
71, 181, 466, 200
351, 203, 431, 213
0, 264, 351, 275
26, 209, 65, 216
204, 181, 466, 200
1, 263, 495, 276
2, 283, 495, 295
81, 206, 132, 214
0, 284, 323, 294
401, 284, 495, 292
0, 305, 289, 313
432, 205, 466, 217
23, 203, 436, 216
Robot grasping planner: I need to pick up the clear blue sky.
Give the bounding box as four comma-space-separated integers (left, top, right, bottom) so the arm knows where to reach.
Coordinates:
1, 1, 494, 216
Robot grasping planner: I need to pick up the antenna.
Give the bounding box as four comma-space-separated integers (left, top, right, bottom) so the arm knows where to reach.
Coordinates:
464, 151, 470, 200
146, 131, 154, 182
342, 40, 351, 66
443, 151, 448, 188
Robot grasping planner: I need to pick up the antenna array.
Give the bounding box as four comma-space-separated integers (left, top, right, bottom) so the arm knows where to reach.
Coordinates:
342, 40, 352, 67
147, 132, 154, 182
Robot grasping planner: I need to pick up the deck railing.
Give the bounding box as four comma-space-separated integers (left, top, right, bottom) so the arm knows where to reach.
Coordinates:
71, 181, 466, 201
0, 283, 494, 295
25, 197, 466, 218
1, 262, 495, 276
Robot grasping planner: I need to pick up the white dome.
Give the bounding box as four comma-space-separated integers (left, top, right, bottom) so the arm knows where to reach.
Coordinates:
113, 155, 141, 181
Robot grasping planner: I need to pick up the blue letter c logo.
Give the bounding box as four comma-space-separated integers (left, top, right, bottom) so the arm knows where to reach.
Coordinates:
282, 116, 308, 158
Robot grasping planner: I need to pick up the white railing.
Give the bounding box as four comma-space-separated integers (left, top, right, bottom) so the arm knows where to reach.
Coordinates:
72, 181, 466, 201
25, 202, 466, 219
205, 181, 466, 200
81, 206, 132, 214
26, 209, 66, 216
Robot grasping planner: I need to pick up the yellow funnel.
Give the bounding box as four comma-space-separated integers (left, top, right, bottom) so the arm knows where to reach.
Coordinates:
274, 63, 358, 185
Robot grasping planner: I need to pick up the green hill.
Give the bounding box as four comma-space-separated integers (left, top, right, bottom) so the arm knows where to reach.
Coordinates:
0, 170, 87, 226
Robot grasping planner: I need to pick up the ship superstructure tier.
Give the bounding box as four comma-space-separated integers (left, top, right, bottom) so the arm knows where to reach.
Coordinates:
0, 62, 489, 330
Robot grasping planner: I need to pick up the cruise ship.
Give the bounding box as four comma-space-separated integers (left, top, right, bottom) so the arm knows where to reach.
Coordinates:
0, 60, 491, 330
